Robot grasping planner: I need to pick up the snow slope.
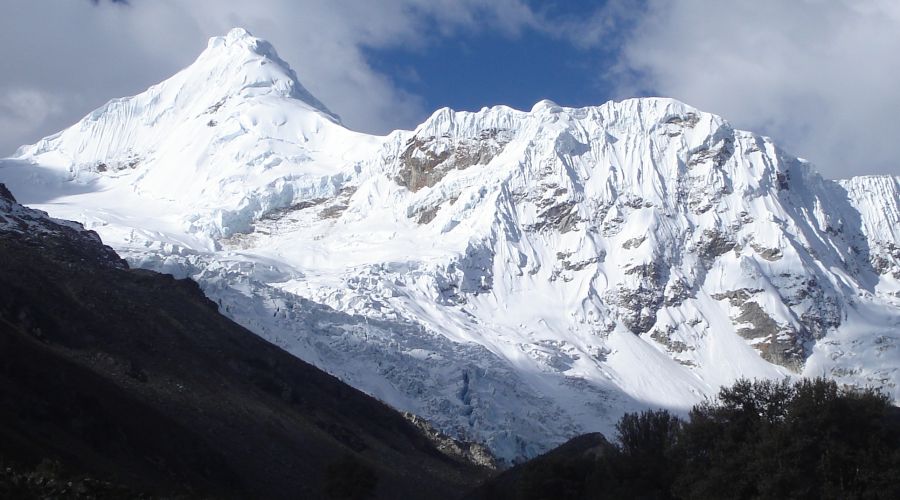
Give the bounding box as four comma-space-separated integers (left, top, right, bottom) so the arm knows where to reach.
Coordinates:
2, 28, 898, 463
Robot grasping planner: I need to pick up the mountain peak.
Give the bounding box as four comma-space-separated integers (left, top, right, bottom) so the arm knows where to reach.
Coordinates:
204, 27, 277, 62
530, 99, 562, 114
13, 27, 341, 164
223, 26, 254, 43
196, 27, 337, 120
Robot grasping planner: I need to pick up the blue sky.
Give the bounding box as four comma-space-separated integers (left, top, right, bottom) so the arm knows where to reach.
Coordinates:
363, 0, 634, 114
365, 28, 616, 114
2, 0, 900, 178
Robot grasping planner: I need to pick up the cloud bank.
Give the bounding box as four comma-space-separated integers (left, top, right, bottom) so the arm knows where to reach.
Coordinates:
1, 0, 899, 178
614, 0, 900, 178
0, 0, 537, 155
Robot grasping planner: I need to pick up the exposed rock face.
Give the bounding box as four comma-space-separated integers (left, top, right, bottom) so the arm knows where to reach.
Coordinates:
531, 201, 580, 233
0, 183, 15, 202
713, 289, 804, 369
395, 128, 512, 192
615, 263, 666, 334
0, 183, 126, 270
403, 412, 499, 470
697, 229, 737, 263
751, 243, 783, 261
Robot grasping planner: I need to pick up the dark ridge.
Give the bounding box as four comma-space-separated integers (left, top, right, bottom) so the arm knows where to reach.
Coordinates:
0, 183, 16, 203
465, 433, 613, 500
0, 187, 488, 499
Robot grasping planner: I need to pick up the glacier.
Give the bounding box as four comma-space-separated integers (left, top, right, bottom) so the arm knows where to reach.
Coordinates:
2, 28, 898, 463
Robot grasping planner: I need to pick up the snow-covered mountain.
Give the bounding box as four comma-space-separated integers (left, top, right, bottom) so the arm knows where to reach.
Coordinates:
2, 28, 898, 463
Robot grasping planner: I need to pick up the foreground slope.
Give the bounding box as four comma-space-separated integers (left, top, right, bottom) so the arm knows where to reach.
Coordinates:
1, 28, 898, 462
0, 184, 485, 499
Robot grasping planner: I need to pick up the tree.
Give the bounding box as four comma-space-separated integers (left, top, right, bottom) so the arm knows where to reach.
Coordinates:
609, 409, 681, 499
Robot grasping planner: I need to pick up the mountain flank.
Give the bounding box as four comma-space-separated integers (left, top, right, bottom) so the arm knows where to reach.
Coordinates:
0, 184, 487, 499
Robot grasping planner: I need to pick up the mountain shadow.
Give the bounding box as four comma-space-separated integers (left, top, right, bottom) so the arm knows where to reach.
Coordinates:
0, 184, 488, 499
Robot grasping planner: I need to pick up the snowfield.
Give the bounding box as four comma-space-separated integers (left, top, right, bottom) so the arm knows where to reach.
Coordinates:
2, 28, 898, 463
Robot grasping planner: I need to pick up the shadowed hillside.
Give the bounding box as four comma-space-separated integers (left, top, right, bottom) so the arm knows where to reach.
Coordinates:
0, 184, 487, 499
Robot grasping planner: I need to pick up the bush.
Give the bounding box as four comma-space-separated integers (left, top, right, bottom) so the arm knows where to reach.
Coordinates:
673, 378, 900, 500
612, 409, 681, 499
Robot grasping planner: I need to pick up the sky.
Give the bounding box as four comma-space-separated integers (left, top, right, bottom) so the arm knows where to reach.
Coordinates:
1, 0, 899, 179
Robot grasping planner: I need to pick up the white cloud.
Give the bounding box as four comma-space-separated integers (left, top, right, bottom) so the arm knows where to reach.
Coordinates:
4, 1, 897, 179
0, 87, 64, 155
612, 0, 900, 178
0, 0, 538, 155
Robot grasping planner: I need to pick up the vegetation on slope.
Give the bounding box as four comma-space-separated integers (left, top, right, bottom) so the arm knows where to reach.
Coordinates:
470, 378, 900, 500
